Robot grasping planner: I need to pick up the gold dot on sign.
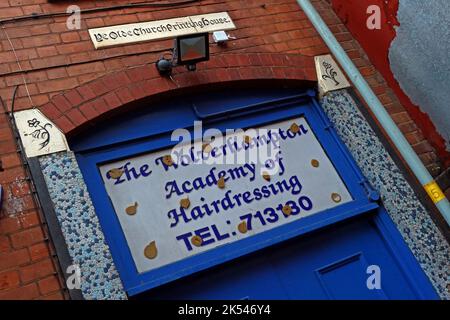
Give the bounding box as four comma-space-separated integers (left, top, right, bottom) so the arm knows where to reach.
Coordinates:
238, 221, 248, 234
202, 143, 212, 153
311, 159, 320, 168
125, 202, 138, 215
144, 241, 158, 259
331, 193, 342, 203
191, 235, 203, 247
217, 176, 226, 189
180, 197, 190, 209
162, 155, 173, 166
108, 168, 124, 179
262, 171, 271, 182
244, 135, 251, 144
290, 123, 300, 133
282, 205, 292, 216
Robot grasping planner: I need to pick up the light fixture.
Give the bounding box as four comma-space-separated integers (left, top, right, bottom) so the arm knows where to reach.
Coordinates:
213, 31, 236, 45
176, 33, 210, 71
156, 33, 210, 75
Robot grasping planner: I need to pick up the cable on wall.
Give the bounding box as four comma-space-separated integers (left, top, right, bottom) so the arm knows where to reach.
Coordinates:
0, 24, 35, 108
0, 0, 202, 24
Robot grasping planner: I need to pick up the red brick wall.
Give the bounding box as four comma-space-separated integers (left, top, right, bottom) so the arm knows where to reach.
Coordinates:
0, 0, 444, 299
0, 112, 65, 300
42, 52, 317, 135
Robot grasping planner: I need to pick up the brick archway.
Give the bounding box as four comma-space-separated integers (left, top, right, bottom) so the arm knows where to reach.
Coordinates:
39, 53, 317, 135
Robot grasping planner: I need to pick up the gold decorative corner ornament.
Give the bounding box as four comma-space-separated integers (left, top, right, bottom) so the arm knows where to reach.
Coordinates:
125, 202, 138, 215
331, 192, 342, 203
180, 197, 191, 209
162, 155, 174, 166
282, 205, 292, 216
202, 143, 212, 153
311, 159, 320, 168
144, 241, 158, 259
237, 221, 248, 234
108, 168, 124, 179
290, 123, 300, 134
262, 171, 271, 182
217, 176, 226, 189
191, 235, 203, 247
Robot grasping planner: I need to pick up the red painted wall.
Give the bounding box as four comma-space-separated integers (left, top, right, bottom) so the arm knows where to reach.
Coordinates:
331, 0, 450, 168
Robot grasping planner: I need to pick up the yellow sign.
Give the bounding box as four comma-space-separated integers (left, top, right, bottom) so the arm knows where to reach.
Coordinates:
88, 12, 236, 49
424, 181, 446, 204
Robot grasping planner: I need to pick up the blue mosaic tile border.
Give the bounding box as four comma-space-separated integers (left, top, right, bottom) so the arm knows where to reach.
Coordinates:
321, 89, 450, 299
39, 152, 127, 300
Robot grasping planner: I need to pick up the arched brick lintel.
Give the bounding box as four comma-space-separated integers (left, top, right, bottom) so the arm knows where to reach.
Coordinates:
39, 53, 317, 136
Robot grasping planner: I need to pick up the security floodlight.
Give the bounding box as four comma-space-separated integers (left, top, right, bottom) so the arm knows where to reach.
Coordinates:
176, 33, 210, 70
156, 33, 210, 75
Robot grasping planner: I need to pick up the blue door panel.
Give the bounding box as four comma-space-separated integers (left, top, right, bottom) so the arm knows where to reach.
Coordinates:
315, 252, 388, 300
134, 213, 431, 300
268, 215, 417, 299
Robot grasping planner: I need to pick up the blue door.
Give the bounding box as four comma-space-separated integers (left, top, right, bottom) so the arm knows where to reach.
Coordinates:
73, 87, 438, 300
134, 213, 433, 300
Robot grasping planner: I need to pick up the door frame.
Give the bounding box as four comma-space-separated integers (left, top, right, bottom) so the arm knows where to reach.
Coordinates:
73, 88, 438, 298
